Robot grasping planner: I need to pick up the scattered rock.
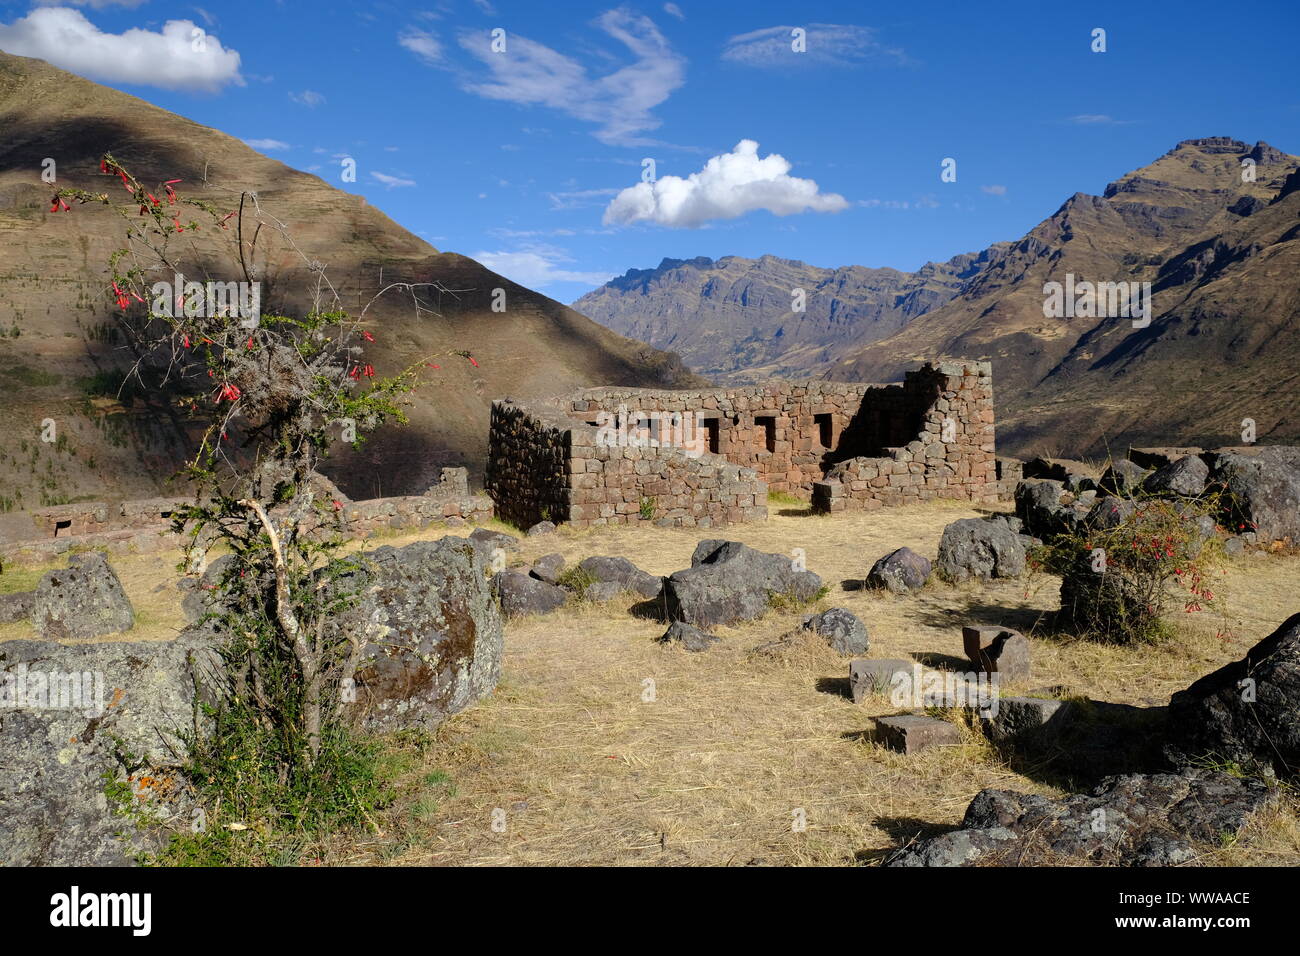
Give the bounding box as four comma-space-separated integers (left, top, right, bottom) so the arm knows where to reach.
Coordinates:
491, 569, 567, 617
886, 769, 1277, 867
1085, 495, 1136, 530
578, 556, 663, 599
1168, 611, 1300, 778
583, 580, 624, 603
0, 590, 34, 624
874, 714, 963, 754
1142, 455, 1209, 498
1208, 447, 1300, 545
658, 621, 720, 652
1100, 459, 1149, 495
1223, 536, 1246, 557
979, 695, 1070, 744
801, 607, 869, 655
849, 659, 913, 704
936, 517, 1026, 582
525, 520, 556, 537
1015, 479, 1080, 538
32, 552, 134, 640
663, 540, 822, 628
529, 552, 565, 585
866, 547, 931, 594
468, 527, 522, 559
962, 625, 1031, 681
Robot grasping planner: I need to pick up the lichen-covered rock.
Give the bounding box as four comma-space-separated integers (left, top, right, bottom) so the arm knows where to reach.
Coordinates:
0, 590, 34, 624
887, 769, 1277, 867
866, 547, 931, 594
1100, 459, 1149, 495
32, 552, 134, 640
468, 527, 522, 558
663, 540, 822, 628
334, 537, 504, 732
801, 607, 869, 655
936, 517, 1026, 583
1014, 479, 1085, 538
525, 520, 556, 537
1168, 612, 1300, 778
0, 630, 220, 866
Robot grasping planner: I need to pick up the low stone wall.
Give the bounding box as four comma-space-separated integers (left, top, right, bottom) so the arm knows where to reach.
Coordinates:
0, 467, 491, 565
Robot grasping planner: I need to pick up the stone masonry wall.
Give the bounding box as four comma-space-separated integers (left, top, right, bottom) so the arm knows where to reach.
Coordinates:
487, 397, 766, 530
486, 361, 996, 529
812, 362, 997, 513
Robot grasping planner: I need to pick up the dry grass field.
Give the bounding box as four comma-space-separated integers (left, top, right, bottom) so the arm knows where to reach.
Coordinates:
4, 497, 1298, 866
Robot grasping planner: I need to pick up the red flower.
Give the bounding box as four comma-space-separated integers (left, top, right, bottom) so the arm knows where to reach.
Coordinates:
361, 330, 375, 342
348, 366, 361, 380
467, 355, 479, 368
363, 364, 375, 378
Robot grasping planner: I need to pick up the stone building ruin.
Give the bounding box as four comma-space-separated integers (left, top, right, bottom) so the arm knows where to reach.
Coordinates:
486, 361, 998, 530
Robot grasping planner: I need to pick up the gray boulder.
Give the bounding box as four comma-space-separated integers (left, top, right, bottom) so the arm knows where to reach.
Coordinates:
663, 540, 822, 628
1085, 495, 1136, 530
1168, 612, 1300, 778
468, 527, 522, 559
866, 547, 931, 594
1014, 479, 1077, 538
0, 629, 221, 865
335, 537, 504, 732
33, 552, 134, 640
936, 517, 1026, 583
1208, 446, 1300, 545
491, 569, 567, 618
658, 621, 720, 652
1142, 455, 1209, 498
802, 607, 869, 655
529, 552, 565, 585
1100, 459, 1149, 495
887, 769, 1276, 867
582, 580, 624, 603
525, 520, 556, 537
578, 556, 663, 599
0, 590, 34, 624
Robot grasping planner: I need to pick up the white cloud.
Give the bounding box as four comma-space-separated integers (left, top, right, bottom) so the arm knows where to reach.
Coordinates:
722, 23, 907, 68
473, 245, 614, 288
371, 171, 416, 188
434, 8, 685, 146
398, 26, 442, 65
663, 3, 684, 19
1068, 114, 1134, 126
289, 89, 326, 107
472, 0, 497, 14
0, 7, 242, 92
981, 184, 1007, 196
243, 138, 290, 151
603, 139, 847, 228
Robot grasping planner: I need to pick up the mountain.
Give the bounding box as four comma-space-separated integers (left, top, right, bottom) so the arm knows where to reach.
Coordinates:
572, 249, 1005, 383
0, 51, 699, 508
830, 137, 1300, 458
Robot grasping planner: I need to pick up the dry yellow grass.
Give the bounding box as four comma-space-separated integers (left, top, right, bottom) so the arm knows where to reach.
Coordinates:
5, 500, 1298, 866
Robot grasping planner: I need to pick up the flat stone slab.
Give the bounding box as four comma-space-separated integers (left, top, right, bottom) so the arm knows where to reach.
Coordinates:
875, 714, 963, 754
978, 695, 1070, 743
849, 659, 914, 704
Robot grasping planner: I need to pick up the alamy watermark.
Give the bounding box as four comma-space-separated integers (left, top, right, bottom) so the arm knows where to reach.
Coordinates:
889, 663, 1000, 717
595, 406, 706, 458
149, 272, 261, 327
1042, 272, 1151, 328
1, 664, 106, 716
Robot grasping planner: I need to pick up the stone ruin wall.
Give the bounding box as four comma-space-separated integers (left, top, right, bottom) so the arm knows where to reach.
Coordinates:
486, 361, 997, 530
0, 466, 492, 564
813, 362, 998, 513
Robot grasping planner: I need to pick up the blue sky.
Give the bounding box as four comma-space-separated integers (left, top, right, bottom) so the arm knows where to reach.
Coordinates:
2, 0, 1298, 304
